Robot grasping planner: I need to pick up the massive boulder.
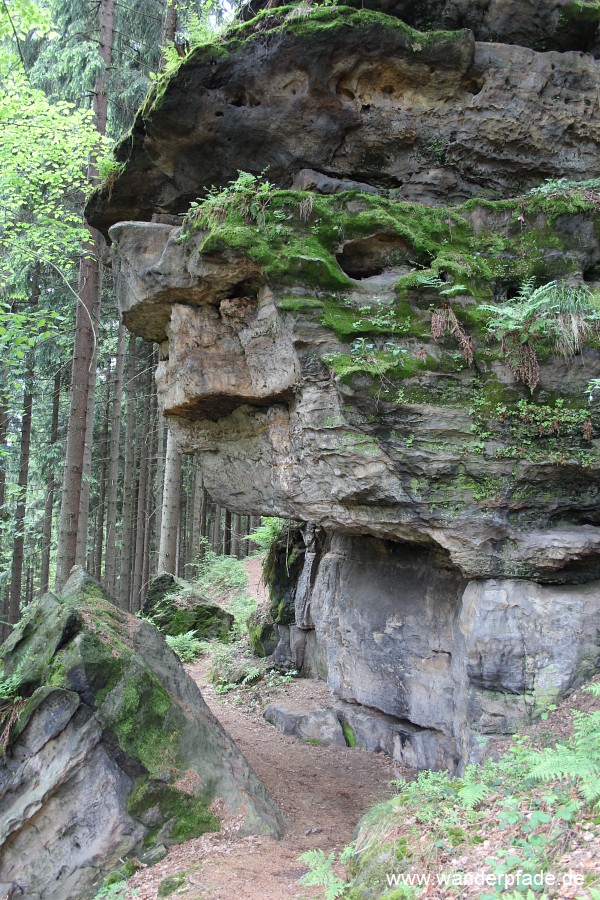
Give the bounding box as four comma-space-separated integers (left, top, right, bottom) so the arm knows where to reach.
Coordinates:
86, 3, 600, 769
0, 569, 282, 900
87, 7, 600, 232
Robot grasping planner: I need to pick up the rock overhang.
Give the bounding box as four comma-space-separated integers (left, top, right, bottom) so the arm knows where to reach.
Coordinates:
86, 6, 600, 237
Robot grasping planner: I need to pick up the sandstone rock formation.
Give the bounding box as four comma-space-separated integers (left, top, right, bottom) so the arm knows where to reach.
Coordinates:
87, 3, 600, 769
142, 572, 234, 639
0, 568, 282, 900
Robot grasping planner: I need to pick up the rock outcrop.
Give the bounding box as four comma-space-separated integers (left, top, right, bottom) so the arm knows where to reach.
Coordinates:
142, 572, 234, 639
87, 3, 600, 769
0, 569, 282, 900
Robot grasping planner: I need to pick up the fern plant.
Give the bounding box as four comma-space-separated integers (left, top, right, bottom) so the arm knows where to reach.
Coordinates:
298, 848, 353, 900
529, 706, 600, 806
481, 279, 600, 391
182, 170, 275, 233
165, 631, 204, 663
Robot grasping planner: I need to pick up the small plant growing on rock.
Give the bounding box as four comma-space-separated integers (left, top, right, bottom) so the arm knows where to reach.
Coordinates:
481, 279, 600, 392
182, 170, 275, 233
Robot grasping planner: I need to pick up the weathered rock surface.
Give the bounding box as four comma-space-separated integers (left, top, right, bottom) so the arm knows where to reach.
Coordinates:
142, 572, 233, 639
108, 199, 600, 582
88, 7, 600, 233
240, 0, 600, 53
87, 1, 600, 768
0, 569, 282, 900
267, 532, 600, 767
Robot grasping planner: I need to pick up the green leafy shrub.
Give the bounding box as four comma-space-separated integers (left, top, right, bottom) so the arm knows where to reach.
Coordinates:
298, 848, 353, 899
165, 631, 204, 663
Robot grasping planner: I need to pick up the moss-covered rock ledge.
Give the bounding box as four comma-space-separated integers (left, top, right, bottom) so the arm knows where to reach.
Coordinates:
0, 568, 283, 900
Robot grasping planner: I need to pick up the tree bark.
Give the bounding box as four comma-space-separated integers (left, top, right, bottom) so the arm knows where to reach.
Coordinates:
40, 370, 61, 595
104, 321, 126, 594
224, 508, 232, 556
9, 363, 34, 627
212, 503, 222, 554
92, 358, 111, 580
158, 426, 181, 574
142, 373, 158, 608
231, 513, 241, 559
153, 410, 166, 573
55, 0, 115, 590
0, 381, 9, 565
119, 335, 138, 608
131, 348, 152, 611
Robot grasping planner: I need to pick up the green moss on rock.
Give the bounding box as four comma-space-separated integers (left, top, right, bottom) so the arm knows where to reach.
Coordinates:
128, 777, 219, 844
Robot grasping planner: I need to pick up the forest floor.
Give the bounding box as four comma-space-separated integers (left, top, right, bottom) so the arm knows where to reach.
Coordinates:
124, 556, 401, 899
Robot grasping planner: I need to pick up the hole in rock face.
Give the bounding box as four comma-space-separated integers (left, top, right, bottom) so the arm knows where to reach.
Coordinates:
461, 75, 484, 95
584, 263, 600, 282
336, 233, 413, 279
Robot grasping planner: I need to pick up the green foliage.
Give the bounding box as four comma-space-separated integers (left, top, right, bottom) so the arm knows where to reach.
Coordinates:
94, 877, 139, 899
157, 873, 185, 897
182, 171, 277, 233
529, 707, 600, 806
298, 848, 353, 899
165, 631, 204, 663
0, 669, 21, 704
247, 517, 287, 551
348, 683, 600, 897
341, 719, 357, 748
192, 544, 256, 635
481, 279, 600, 391
527, 177, 600, 198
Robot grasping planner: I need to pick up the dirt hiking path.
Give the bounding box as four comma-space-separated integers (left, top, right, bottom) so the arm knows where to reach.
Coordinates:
126, 558, 401, 899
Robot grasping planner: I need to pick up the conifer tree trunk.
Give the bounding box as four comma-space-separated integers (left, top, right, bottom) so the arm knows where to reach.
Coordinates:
212, 503, 222, 554
191, 463, 202, 562
158, 426, 182, 574
93, 360, 111, 580
154, 410, 166, 572
132, 350, 152, 610
9, 364, 33, 627
119, 336, 138, 608
104, 322, 126, 594
142, 380, 157, 607
224, 509, 232, 556
40, 370, 61, 595
75, 267, 102, 568
56, 0, 115, 589
231, 513, 241, 559
161, 0, 179, 57
0, 384, 9, 565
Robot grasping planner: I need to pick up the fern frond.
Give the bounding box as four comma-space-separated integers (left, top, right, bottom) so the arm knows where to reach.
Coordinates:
458, 781, 490, 809
579, 775, 600, 807
529, 748, 599, 782
585, 682, 600, 697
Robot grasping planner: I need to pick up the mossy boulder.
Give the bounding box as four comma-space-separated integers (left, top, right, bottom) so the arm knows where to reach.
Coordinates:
0, 567, 283, 900
142, 573, 234, 641
247, 609, 277, 657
